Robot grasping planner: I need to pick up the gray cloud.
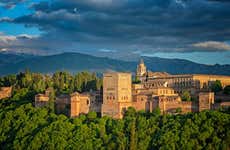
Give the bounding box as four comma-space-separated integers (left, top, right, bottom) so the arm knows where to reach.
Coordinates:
0, 0, 25, 9
208, 0, 230, 3
0, 32, 46, 55
1, 0, 230, 55
192, 41, 230, 51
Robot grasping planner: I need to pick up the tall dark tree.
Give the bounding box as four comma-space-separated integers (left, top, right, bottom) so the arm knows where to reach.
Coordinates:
223, 85, 230, 95
211, 80, 223, 93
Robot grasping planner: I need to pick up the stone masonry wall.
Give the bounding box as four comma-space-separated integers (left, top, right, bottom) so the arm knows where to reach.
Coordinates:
0, 87, 12, 100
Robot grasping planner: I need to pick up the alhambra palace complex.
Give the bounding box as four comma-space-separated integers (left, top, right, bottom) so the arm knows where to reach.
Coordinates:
1, 60, 230, 119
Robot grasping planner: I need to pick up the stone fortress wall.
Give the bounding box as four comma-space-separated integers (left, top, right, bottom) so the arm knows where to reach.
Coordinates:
0, 87, 12, 100
36, 89, 102, 117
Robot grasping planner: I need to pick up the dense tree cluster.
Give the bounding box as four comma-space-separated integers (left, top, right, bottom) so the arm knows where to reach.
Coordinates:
0, 70, 102, 95
224, 85, 230, 95
0, 72, 230, 149
0, 91, 230, 149
211, 80, 223, 93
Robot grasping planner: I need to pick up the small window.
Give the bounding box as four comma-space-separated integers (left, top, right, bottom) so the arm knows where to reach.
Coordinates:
122, 107, 126, 114
87, 99, 89, 105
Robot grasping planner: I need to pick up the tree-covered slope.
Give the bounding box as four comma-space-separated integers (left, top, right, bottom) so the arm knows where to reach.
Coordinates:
0, 96, 230, 150
0, 71, 230, 149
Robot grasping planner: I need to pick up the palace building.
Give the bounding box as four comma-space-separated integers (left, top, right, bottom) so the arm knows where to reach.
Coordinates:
101, 72, 229, 118
136, 59, 230, 95
34, 59, 230, 119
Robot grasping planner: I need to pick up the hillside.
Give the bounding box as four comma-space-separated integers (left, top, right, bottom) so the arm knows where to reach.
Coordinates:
143, 57, 230, 75
0, 52, 230, 75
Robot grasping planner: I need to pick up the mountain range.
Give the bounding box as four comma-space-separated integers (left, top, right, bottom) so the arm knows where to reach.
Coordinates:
0, 52, 230, 76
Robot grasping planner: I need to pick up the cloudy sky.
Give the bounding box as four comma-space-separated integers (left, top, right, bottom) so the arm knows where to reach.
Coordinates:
0, 0, 230, 64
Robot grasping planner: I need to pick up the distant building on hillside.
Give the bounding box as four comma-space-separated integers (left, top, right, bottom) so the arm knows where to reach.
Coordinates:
0, 87, 12, 100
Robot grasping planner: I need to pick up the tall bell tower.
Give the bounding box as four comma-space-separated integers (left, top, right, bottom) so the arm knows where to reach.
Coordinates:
136, 59, 147, 79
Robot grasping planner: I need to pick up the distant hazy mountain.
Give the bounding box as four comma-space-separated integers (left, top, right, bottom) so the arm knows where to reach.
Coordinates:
0, 53, 135, 75
0, 53, 28, 65
0, 52, 230, 76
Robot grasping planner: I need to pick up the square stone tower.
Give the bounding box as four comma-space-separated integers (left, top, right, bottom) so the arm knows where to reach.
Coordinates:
102, 72, 132, 119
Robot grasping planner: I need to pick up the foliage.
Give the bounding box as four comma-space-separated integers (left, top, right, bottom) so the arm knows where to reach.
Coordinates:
181, 91, 191, 101
0, 70, 102, 95
211, 80, 223, 93
1, 93, 230, 150
152, 107, 161, 115
175, 107, 182, 113
223, 85, 230, 95
132, 76, 141, 84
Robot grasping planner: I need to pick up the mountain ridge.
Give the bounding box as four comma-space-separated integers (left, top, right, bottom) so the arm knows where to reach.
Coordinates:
0, 52, 230, 76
